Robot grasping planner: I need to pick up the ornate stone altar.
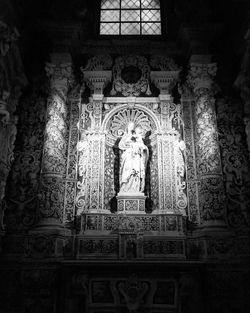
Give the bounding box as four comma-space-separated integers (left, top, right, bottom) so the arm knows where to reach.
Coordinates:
1, 1, 250, 311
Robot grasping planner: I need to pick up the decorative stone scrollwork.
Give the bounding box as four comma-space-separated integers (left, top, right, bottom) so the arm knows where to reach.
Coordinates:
110, 55, 151, 96
38, 176, 63, 220
175, 137, 187, 213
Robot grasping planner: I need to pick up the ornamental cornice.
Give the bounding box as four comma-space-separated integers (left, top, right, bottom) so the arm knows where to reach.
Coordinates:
82, 70, 112, 95
45, 62, 74, 88
150, 71, 180, 94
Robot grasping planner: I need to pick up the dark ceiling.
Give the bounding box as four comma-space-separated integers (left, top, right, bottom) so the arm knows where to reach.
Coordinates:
1, 0, 249, 94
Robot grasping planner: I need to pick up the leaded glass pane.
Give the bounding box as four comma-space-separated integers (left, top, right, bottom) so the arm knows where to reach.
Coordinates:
141, 0, 160, 9
101, 0, 120, 9
101, 10, 120, 22
100, 0, 162, 35
121, 10, 140, 21
121, 0, 140, 9
142, 22, 161, 35
121, 23, 140, 34
142, 9, 161, 22
100, 23, 120, 35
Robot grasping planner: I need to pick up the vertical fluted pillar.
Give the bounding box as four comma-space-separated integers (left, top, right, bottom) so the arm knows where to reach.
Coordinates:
37, 55, 73, 230
187, 56, 226, 229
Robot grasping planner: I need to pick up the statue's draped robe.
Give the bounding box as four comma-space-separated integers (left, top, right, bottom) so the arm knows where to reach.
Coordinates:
119, 133, 148, 193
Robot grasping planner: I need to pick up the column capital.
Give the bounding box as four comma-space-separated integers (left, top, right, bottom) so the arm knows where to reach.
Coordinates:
150, 71, 180, 95
45, 62, 74, 89
187, 59, 217, 95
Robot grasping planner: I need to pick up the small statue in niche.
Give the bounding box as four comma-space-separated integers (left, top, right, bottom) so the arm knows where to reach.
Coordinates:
118, 122, 149, 194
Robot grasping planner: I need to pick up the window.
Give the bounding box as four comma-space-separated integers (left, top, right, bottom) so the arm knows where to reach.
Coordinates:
100, 0, 161, 35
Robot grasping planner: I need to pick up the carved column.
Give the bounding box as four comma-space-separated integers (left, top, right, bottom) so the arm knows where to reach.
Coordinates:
0, 21, 27, 234
187, 56, 226, 229
234, 29, 250, 156
79, 67, 111, 213
179, 84, 200, 224
151, 70, 182, 213
37, 54, 73, 230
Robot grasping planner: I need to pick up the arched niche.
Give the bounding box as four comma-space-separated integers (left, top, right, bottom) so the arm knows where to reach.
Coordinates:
101, 103, 161, 212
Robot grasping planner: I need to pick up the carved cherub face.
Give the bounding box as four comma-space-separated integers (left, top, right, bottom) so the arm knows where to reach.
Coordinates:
127, 122, 135, 132
135, 126, 143, 137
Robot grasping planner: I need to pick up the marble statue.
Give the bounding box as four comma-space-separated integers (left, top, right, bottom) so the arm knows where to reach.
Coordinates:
118, 122, 149, 194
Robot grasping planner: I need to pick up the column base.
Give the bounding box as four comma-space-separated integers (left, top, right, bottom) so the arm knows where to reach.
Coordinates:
31, 217, 71, 236
117, 193, 146, 214
200, 219, 229, 234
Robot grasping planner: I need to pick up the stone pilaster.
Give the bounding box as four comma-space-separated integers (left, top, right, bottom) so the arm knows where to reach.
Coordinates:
0, 21, 27, 235
234, 29, 250, 156
79, 67, 111, 213
178, 84, 200, 225
151, 70, 180, 130
187, 55, 226, 230
37, 54, 74, 230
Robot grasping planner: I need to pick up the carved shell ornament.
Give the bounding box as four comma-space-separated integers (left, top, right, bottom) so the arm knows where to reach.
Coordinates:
109, 109, 151, 138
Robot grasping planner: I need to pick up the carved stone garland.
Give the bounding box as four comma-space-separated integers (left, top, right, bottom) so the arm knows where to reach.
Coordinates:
110, 55, 151, 97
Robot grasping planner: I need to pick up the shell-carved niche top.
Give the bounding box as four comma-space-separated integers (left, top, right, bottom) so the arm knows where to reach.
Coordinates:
110, 55, 151, 97
106, 108, 156, 147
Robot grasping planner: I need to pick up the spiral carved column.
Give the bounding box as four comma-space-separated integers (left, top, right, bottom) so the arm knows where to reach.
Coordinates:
37, 57, 74, 230
187, 57, 226, 230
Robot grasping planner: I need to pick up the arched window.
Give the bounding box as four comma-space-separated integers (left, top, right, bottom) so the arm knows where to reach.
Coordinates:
100, 0, 161, 35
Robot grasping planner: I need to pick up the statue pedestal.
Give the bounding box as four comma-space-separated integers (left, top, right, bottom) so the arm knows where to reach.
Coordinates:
117, 193, 146, 214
